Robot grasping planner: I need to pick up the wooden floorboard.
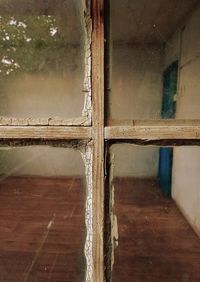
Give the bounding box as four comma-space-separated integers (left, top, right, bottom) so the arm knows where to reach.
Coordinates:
0, 176, 86, 282
112, 178, 200, 282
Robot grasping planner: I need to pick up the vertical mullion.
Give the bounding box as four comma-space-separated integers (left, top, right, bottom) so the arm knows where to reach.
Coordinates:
92, 0, 105, 281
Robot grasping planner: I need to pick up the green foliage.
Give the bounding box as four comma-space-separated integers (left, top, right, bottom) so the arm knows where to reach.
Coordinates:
0, 15, 67, 77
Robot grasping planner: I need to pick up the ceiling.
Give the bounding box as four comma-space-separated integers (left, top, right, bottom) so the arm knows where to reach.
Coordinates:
111, 0, 199, 44
0, 0, 198, 45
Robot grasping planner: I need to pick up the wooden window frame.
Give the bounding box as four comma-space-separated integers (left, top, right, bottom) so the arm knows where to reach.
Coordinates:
1, 1, 200, 281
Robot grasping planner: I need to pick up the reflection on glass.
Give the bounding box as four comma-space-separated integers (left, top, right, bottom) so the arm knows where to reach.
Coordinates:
110, 144, 200, 281
0, 1, 86, 118
109, 1, 200, 123
0, 146, 86, 282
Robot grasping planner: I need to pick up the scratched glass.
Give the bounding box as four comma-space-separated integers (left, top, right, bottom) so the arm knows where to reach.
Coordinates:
109, 144, 200, 281
0, 146, 87, 282
108, 1, 200, 124
0, 1, 90, 120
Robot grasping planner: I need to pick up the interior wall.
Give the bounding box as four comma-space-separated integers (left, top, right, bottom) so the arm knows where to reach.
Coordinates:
111, 145, 159, 178
165, 4, 200, 234
0, 146, 85, 177
111, 44, 163, 121
172, 147, 200, 236
0, 1, 86, 118
0, 4, 86, 175
110, 45, 163, 177
0, 53, 85, 119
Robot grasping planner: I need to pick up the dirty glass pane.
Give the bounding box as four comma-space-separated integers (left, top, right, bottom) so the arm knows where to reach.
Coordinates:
109, 1, 200, 123
109, 144, 200, 281
0, 1, 90, 120
0, 146, 87, 282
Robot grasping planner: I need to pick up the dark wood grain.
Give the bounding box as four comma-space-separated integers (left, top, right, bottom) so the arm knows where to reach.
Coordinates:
0, 176, 86, 282
112, 178, 200, 282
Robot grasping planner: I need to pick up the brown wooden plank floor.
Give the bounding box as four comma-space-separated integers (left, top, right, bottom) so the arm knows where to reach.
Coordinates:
0, 176, 86, 282
112, 178, 200, 282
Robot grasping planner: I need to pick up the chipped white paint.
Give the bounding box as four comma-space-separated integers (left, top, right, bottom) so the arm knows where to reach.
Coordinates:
81, 142, 93, 282
110, 152, 119, 272
0, 116, 89, 126
48, 116, 88, 126
81, 0, 92, 124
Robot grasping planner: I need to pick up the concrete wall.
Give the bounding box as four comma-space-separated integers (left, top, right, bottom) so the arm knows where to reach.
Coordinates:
164, 31, 180, 69
111, 144, 159, 178
110, 44, 163, 121
0, 8, 86, 176
110, 45, 163, 177
0, 146, 85, 177
0, 48, 85, 119
165, 4, 200, 235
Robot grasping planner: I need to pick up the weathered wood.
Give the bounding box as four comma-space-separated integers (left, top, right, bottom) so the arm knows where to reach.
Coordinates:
0, 116, 90, 126
107, 119, 200, 126
0, 126, 91, 139
105, 121, 200, 140
92, 0, 105, 281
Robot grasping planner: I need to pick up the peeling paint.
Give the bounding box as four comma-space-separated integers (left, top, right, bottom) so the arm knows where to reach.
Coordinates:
110, 152, 119, 272
0, 116, 89, 126
80, 141, 93, 282
81, 0, 92, 124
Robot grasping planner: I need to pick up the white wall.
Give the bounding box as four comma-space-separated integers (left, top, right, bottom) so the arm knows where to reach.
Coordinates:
177, 4, 200, 119
172, 147, 200, 236
165, 4, 200, 235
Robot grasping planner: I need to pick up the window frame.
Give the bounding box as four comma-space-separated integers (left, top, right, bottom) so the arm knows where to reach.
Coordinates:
1, 1, 200, 281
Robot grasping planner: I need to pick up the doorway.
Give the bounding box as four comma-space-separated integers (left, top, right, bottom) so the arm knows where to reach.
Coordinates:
158, 61, 178, 197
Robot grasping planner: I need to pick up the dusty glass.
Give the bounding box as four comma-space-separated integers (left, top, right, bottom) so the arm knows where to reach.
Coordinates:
108, 1, 200, 124
0, 146, 87, 282
109, 144, 200, 281
0, 1, 90, 121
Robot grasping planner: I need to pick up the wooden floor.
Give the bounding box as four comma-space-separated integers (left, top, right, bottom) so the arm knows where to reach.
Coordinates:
1, 177, 200, 282
0, 176, 86, 282
112, 178, 200, 282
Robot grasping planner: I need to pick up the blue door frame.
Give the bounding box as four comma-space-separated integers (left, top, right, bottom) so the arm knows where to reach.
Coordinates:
158, 61, 178, 197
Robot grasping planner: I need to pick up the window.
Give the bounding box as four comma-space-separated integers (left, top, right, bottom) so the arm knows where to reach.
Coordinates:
0, 1, 200, 281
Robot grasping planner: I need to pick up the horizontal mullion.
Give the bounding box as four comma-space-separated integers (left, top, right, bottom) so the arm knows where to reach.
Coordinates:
105, 120, 200, 140
0, 126, 92, 139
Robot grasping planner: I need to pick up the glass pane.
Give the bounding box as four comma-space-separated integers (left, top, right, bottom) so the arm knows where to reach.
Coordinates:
0, 1, 90, 120
109, 144, 200, 281
109, 1, 200, 124
0, 146, 87, 281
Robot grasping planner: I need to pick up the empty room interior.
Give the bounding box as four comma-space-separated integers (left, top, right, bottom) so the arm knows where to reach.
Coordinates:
109, 0, 200, 281
0, 0, 200, 282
